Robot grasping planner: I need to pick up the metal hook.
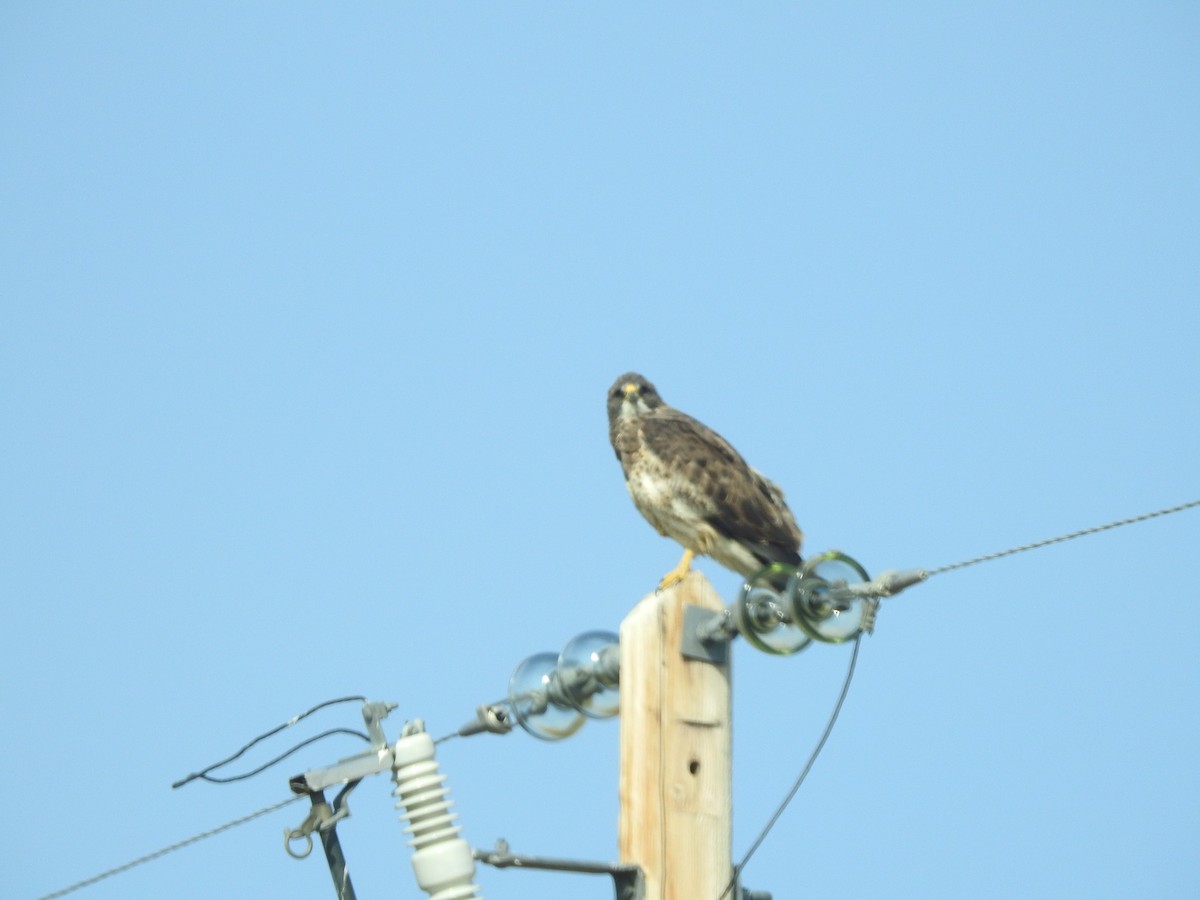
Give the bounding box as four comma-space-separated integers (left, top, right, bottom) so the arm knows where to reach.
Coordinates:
285, 828, 315, 859
284, 800, 332, 859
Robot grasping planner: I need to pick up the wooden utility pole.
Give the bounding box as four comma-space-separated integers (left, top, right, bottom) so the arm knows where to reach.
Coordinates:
619, 571, 732, 900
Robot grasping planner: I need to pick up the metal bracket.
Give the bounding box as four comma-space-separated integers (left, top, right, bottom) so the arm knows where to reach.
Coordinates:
293, 746, 394, 793
681, 604, 733, 663
476, 839, 645, 900
361, 701, 396, 748
284, 800, 330, 859
284, 780, 360, 859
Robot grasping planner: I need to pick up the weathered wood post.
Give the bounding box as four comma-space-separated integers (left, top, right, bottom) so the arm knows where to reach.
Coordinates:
618, 571, 732, 900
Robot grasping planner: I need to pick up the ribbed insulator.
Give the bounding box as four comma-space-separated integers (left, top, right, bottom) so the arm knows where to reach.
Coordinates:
392, 730, 481, 900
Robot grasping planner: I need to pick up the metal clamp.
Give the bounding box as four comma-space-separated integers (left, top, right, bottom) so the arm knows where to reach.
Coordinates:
285, 801, 332, 859
285, 780, 360, 859
681, 605, 736, 663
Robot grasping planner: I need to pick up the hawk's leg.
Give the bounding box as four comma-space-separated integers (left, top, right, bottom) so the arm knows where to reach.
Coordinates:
658, 548, 695, 590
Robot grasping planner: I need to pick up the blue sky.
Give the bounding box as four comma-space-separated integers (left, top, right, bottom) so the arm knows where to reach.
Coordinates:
2, 3, 1198, 899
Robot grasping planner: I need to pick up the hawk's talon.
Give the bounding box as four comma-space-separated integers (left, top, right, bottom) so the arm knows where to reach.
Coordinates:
657, 548, 695, 591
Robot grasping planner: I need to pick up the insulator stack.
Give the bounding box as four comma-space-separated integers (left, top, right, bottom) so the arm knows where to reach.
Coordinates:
392, 729, 481, 900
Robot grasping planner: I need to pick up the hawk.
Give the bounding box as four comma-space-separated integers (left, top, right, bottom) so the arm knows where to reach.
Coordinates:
607, 372, 803, 589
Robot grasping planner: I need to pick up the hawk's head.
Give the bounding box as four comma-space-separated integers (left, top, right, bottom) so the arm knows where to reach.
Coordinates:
607, 372, 665, 434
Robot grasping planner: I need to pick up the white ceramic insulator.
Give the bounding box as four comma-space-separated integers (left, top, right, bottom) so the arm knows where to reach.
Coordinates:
392, 731, 481, 900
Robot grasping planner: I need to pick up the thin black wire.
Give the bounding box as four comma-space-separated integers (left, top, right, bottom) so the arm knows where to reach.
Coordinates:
927, 498, 1200, 576
718, 634, 862, 900
35, 795, 304, 900
192, 728, 371, 784
173, 695, 367, 789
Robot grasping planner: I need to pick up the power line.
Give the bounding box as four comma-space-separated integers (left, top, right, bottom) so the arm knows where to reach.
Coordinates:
36, 795, 304, 900
721, 497, 1200, 897
927, 498, 1200, 576
35, 500, 1200, 899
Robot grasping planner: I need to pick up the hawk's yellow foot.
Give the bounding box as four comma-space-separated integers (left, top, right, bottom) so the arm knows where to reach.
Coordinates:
658, 548, 696, 590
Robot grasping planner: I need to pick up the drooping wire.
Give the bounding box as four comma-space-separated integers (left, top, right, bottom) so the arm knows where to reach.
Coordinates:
36, 794, 305, 900
718, 634, 862, 900
191, 728, 371, 784
719, 497, 1200, 896
173, 695, 368, 789
927, 498, 1200, 577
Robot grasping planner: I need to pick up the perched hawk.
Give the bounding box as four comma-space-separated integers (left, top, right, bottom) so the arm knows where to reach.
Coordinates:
607, 372, 803, 589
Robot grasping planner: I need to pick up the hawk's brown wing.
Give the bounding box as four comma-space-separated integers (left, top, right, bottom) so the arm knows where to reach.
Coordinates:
638, 407, 803, 565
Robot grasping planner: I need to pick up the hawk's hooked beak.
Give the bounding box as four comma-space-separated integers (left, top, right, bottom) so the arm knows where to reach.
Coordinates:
619, 381, 651, 417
